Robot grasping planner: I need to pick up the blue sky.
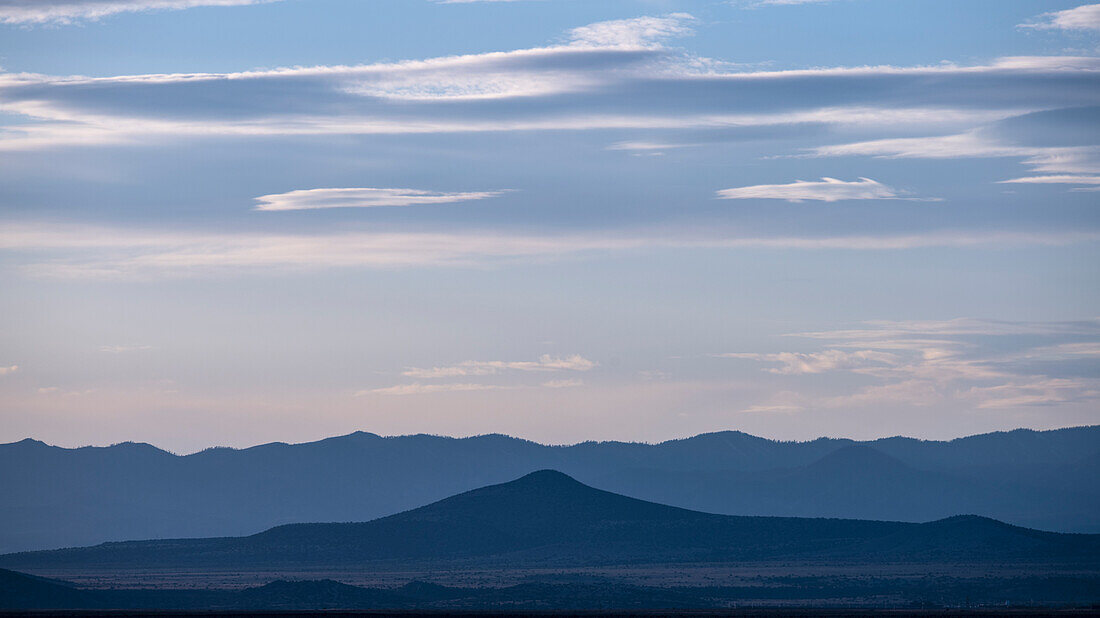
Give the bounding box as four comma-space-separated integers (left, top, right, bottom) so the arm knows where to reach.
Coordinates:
0, 0, 1098, 453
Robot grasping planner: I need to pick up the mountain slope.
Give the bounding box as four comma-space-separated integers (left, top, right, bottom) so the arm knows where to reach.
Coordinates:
0, 569, 99, 609
591, 444, 1057, 523
2, 471, 1096, 572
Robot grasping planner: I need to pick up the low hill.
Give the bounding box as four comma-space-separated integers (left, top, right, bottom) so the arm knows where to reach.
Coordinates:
2, 471, 1096, 572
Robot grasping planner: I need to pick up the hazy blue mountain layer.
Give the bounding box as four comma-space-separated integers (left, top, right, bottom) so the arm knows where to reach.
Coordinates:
1, 426, 1097, 552
3, 471, 1097, 572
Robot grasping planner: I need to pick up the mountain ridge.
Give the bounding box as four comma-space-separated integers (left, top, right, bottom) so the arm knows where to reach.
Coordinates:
5, 425, 1097, 458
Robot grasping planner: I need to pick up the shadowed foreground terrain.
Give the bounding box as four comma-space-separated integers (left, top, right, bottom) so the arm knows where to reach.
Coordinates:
1, 472, 1098, 611
2, 567, 1100, 611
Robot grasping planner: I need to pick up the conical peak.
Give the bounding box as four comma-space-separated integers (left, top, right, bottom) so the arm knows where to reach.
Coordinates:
513, 469, 579, 484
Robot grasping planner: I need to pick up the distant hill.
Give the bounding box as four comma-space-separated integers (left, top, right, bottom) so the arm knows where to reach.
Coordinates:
3, 471, 1097, 572
1, 426, 1097, 553
597, 443, 1098, 524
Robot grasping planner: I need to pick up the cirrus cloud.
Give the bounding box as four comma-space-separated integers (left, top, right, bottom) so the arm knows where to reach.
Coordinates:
253, 188, 509, 211
2, 33, 1097, 152
812, 129, 1100, 177
1, 222, 1096, 279
716, 350, 901, 374
99, 344, 153, 353
355, 383, 510, 396
567, 13, 695, 49
999, 175, 1100, 190
0, 0, 277, 25
730, 318, 1100, 412
716, 177, 935, 203
1020, 3, 1100, 33
402, 354, 597, 379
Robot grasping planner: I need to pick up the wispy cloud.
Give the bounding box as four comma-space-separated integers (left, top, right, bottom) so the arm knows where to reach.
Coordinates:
402, 354, 596, 378
607, 140, 692, 152
1000, 175, 1100, 188
716, 177, 934, 203
253, 188, 509, 211
1, 223, 1095, 279
1020, 3, 1100, 32
0, 364, 18, 376
716, 350, 900, 374
358, 373, 585, 395
355, 383, 509, 396
99, 344, 153, 353
813, 131, 1100, 176
0, 0, 277, 25
728, 318, 1100, 411
567, 13, 695, 48
796, 317, 1100, 339
2, 28, 1096, 152
741, 0, 841, 5
1024, 342, 1100, 358
542, 378, 584, 389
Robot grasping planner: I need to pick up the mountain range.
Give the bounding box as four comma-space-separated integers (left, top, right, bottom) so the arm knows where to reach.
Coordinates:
1, 426, 1097, 553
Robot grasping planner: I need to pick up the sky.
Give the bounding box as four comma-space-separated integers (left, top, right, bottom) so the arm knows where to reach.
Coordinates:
0, 0, 1098, 454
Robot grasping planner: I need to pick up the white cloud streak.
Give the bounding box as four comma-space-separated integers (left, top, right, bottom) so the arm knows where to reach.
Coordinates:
1020, 4, 1100, 32
716, 350, 900, 374
747, 0, 839, 5
253, 188, 509, 211
813, 131, 1100, 175
0, 365, 18, 376
0, 34, 1095, 152
99, 344, 154, 353
1024, 342, 1100, 358
1000, 175, 1100, 186
356, 373, 589, 396
402, 354, 596, 378
542, 378, 584, 389
733, 319, 1100, 412
0, 107, 1018, 153
435, 0, 527, 3
1, 223, 1095, 279
355, 383, 509, 396
567, 13, 695, 48
607, 140, 692, 152
716, 177, 934, 203
0, 0, 276, 25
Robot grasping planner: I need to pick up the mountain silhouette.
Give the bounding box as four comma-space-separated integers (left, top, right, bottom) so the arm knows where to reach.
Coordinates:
2, 426, 1097, 553
3, 470, 1096, 573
